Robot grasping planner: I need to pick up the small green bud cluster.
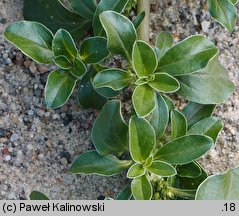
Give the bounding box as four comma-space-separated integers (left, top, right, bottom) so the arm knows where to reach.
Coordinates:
152, 178, 175, 200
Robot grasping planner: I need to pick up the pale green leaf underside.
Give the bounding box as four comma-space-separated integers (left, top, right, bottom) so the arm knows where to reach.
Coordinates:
196, 166, 239, 199
177, 55, 235, 104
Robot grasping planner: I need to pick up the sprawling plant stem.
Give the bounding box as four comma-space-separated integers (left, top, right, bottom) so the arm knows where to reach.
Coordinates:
137, 0, 150, 42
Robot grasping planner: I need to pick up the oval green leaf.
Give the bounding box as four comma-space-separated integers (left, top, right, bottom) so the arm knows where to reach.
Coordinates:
133, 40, 157, 77
99, 11, 137, 62
127, 163, 146, 179
93, 69, 132, 91
30, 191, 50, 200
182, 102, 215, 129
52, 29, 77, 60
129, 116, 156, 163
171, 109, 187, 140
177, 55, 235, 104
92, 100, 128, 156
148, 73, 180, 93
158, 35, 218, 76
196, 166, 239, 200
93, 0, 130, 36
188, 116, 223, 143
154, 135, 213, 164
132, 85, 155, 117
45, 70, 77, 109
70, 150, 132, 176
71, 59, 87, 78
149, 94, 169, 139
80, 36, 109, 64
208, 0, 237, 32
4, 21, 54, 64
131, 175, 153, 200
147, 161, 176, 177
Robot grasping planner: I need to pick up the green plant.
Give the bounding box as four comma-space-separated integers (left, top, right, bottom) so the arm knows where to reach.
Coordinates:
4, 1, 238, 200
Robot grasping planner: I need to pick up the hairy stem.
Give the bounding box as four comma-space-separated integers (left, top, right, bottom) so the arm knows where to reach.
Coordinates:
137, 0, 150, 43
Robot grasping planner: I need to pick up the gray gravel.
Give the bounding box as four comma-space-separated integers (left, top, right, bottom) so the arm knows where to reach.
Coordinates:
0, 0, 238, 200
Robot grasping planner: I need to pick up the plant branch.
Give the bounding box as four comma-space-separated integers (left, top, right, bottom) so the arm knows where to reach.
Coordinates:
137, 0, 150, 43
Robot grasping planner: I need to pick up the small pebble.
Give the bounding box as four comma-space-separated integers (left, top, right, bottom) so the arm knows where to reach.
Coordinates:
28, 110, 34, 116
10, 133, 20, 142
4, 155, 11, 162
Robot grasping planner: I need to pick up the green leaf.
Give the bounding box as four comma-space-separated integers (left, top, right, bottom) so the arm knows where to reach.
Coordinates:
127, 163, 146, 178
171, 109, 187, 140
177, 162, 202, 178
80, 36, 109, 64
4, 21, 54, 64
116, 186, 132, 200
147, 161, 176, 177
177, 55, 235, 104
188, 116, 223, 143
155, 31, 173, 59
45, 70, 77, 109
158, 35, 218, 76
70, 150, 132, 176
154, 135, 213, 164
132, 85, 155, 117
93, 69, 132, 91
30, 191, 50, 200
182, 102, 215, 129
129, 116, 156, 163
23, 0, 91, 41
133, 40, 157, 77
149, 94, 169, 139
71, 59, 87, 78
196, 166, 239, 200
92, 100, 128, 156
162, 95, 175, 112
99, 11, 137, 62
207, 0, 237, 32
132, 11, 145, 29
131, 175, 153, 200
67, 0, 97, 19
77, 68, 107, 109
148, 73, 180, 93
92, 65, 120, 98
52, 29, 77, 60
93, 0, 130, 36
54, 56, 72, 69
